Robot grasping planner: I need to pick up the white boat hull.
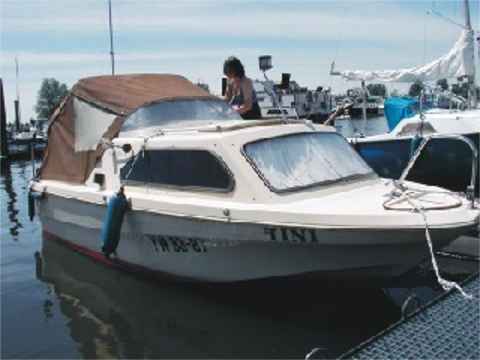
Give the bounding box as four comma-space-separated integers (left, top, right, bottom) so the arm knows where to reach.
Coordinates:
37, 194, 472, 283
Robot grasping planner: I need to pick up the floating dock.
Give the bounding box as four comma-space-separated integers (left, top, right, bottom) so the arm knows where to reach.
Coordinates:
339, 273, 479, 360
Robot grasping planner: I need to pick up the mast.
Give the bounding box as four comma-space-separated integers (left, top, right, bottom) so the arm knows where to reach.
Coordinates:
14, 57, 21, 132
464, 0, 477, 108
361, 80, 367, 134
0, 79, 8, 160
108, 0, 115, 76
464, 0, 471, 30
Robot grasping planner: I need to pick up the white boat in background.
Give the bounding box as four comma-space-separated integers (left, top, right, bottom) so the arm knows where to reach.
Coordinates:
343, 88, 385, 119
30, 74, 479, 283
351, 108, 480, 195
254, 80, 298, 119
253, 79, 335, 122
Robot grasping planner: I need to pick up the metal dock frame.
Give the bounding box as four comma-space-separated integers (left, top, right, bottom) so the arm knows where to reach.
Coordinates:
339, 273, 479, 360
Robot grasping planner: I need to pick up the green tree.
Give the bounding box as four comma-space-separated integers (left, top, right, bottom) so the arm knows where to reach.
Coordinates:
408, 80, 424, 97
436, 78, 448, 91
35, 78, 69, 119
366, 83, 387, 97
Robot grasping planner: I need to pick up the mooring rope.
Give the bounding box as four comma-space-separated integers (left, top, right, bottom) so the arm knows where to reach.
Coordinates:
384, 184, 473, 300
406, 196, 473, 299
122, 149, 141, 182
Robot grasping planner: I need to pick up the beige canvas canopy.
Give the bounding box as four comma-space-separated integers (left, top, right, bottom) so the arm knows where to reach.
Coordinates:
39, 74, 215, 183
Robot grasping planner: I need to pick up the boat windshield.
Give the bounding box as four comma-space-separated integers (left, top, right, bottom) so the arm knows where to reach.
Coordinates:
244, 132, 374, 192
120, 99, 242, 134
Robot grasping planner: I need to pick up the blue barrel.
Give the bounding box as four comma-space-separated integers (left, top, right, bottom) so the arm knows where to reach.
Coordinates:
101, 188, 129, 258
384, 97, 417, 131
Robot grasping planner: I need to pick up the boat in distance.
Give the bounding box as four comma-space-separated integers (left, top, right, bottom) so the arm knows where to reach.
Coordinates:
30, 74, 479, 282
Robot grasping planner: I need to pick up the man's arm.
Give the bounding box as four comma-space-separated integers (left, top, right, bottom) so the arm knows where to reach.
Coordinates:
235, 79, 253, 114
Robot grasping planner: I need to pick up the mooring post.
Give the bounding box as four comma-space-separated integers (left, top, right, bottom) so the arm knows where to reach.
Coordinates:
0, 78, 8, 161
14, 100, 20, 132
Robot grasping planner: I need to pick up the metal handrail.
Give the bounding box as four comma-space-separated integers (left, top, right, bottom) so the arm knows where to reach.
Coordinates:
399, 134, 478, 207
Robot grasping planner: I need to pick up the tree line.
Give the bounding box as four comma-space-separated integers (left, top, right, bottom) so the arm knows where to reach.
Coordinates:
407, 78, 479, 98
361, 79, 479, 99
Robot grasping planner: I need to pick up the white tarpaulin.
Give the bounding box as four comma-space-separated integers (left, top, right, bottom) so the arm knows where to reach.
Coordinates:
74, 97, 116, 152
339, 30, 475, 82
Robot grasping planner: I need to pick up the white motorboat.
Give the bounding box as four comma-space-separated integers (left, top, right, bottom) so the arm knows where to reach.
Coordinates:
253, 80, 298, 119
30, 74, 479, 283
253, 79, 335, 122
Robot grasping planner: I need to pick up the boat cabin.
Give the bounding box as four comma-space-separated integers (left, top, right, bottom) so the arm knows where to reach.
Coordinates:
39, 74, 375, 204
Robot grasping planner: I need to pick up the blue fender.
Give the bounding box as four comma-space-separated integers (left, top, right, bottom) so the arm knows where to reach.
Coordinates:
101, 187, 129, 258
28, 190, 44, 221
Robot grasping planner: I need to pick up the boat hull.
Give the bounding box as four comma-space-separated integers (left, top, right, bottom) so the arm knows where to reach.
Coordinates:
38, 194, 473, 283
353, 133, 480, 196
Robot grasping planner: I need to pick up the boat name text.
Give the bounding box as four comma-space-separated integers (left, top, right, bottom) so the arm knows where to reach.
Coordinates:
264, 226, 318, 243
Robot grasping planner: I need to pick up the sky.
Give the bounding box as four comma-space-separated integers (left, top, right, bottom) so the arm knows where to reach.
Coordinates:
1, 0, 479, 123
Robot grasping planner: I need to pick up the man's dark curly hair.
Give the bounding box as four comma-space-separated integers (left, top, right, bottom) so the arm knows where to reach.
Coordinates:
223, 56, 245, 78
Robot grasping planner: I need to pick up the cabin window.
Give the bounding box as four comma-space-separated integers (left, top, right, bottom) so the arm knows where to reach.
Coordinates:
119, 99, 242, 136
120, 150, 233, 191
93, 173, 105, 188
244, 132, 374, 193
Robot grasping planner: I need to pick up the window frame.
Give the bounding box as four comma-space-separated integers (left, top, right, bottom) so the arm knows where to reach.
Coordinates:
120, 98, 243, 133
241, 131, 375, 194
121, 148, 236, 193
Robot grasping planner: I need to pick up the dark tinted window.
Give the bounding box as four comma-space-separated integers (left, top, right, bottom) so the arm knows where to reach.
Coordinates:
120, 150, 233, 191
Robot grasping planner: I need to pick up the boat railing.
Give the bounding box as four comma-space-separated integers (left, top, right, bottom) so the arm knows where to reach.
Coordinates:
398, 134, 478, 207
420, 85, 469, 110
118, 119, 318, 139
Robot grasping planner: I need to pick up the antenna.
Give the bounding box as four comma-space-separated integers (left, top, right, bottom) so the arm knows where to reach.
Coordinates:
258, 55, 288, 122
329, 61, 341, 76
15, 56, 20, 101
108, 0, 115, 75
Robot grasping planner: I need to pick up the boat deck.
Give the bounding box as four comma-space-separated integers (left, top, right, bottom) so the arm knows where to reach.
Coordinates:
339, 273, 479, 360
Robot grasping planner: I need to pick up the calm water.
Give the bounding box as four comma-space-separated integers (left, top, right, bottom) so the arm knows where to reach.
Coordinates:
1, 159, 476, 359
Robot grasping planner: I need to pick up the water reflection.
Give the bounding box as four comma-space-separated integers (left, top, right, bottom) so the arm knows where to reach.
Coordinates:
36, 234, 400, 359
1, 160, 23, 240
